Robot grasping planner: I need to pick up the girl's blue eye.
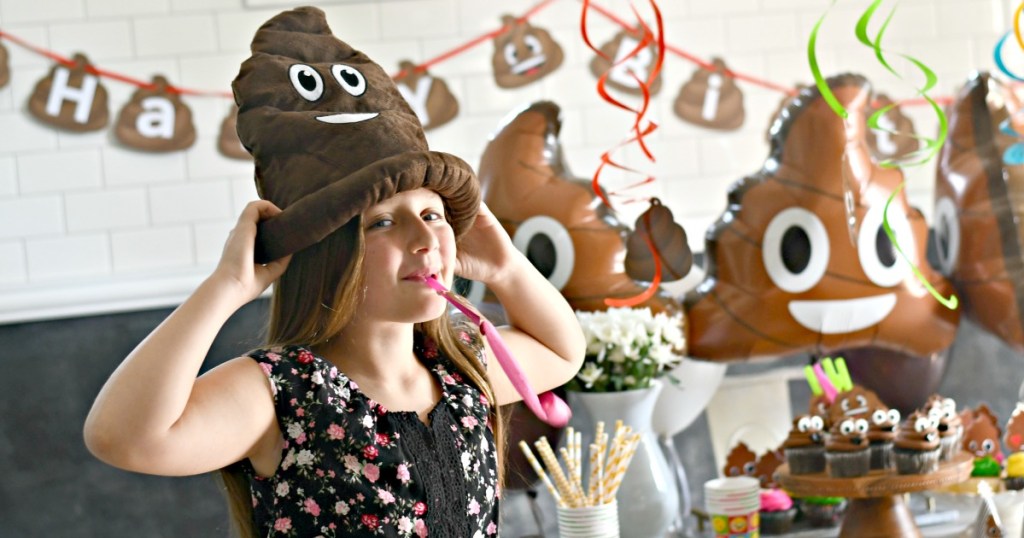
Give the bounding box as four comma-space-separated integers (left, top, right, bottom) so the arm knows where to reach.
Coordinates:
423, 211, 445, 222
370, 218, 392, 229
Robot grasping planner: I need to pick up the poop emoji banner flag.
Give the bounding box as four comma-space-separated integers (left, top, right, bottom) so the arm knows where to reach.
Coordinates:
491, 15, 563, 89
28, 52, 109, 132
588, 28, 663, 97
114, 75, 196, 152
934, 72, 1024, 355
0, 41, 9, 89
684, 74, 959, 361
477, 101, 681, 313
866, 94, 919, 163
217, 104, 251, 161
394, 60, 459, 131
233, 7, 479, 264
673, 58, 744, 131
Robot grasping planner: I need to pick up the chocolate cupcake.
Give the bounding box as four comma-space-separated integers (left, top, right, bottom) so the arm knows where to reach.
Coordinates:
783, 415, 826, 475
867, 407, 900, 470
894, 411, 940, 474
924, 395, 962, 461
826, 417, 870, 478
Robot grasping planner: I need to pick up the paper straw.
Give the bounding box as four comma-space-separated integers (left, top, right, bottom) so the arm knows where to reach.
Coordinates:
587, 443, 603, 505
536, 438, 578, 507
601, 432, 627, 503
560, 446, 586, 503
574, 431, 583, 491
606, 433, 642, 499
519, 440, 563, 507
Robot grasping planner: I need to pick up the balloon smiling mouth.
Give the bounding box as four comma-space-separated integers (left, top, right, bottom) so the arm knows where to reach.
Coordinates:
788, 293, 897, 334
316, 112, 380, 124
511, 55, 546, 75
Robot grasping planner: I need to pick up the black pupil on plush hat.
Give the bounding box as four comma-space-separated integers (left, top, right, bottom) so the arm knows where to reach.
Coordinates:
782, 226, 811, 274
339, 69, 359, 87
875, 226, 897, 267
298, 70, 318, 91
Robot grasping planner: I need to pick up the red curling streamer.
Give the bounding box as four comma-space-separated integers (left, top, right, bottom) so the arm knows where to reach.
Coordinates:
581, 0, 664, 210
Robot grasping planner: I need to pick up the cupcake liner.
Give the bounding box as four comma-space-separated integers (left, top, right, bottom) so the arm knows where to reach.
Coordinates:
894, 447, 940, 475
869, 441, 893, 470
784, 445, 826, 475
826, 449, 870, 478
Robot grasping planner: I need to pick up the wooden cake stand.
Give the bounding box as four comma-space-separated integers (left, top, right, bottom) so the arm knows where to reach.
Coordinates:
774, 453, 973, 538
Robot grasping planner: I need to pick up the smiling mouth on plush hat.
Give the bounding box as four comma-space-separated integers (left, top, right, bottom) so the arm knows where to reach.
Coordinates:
787, 293, 897, 334
511, 55, 546, 75
316, 112, 380, 124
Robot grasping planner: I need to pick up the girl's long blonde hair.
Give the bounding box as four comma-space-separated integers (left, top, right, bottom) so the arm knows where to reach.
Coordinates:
219, 217, 506, 538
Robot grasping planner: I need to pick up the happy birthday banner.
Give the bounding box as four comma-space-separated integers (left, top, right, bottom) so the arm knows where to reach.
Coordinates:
0, 0, 970, 161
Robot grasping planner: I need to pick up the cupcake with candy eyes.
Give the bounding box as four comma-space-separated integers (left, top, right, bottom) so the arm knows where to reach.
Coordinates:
783, 415, 826, 475
923, 395, 962, 461
867, 406, 900, 470
894, 411, 941, 474
826, 417, 871, 478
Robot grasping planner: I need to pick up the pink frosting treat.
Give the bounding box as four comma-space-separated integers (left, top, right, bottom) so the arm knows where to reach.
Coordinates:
760, 488, 794, 512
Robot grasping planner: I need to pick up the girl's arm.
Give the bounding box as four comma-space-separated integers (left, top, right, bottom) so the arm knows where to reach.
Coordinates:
83, 201, 290, 476
455, 203, 586, 405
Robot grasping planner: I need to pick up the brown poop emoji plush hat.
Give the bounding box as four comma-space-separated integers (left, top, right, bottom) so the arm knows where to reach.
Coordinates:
234, 7, 480, 263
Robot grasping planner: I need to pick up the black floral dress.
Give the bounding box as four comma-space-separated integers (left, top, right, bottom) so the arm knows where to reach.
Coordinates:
234, 329, 499, 537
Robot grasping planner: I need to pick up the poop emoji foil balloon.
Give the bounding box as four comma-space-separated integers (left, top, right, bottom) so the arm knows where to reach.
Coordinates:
491, 15, 563, 89
477, 101, 681, 313
934, 72, 1024, 355
684, 74, 959, 361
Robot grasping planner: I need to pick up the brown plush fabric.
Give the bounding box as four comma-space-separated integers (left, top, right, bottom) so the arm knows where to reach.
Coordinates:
233, 6, 479, 263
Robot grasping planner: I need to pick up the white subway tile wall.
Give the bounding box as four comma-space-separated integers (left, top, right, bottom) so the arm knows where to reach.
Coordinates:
0, 0, 1012, 321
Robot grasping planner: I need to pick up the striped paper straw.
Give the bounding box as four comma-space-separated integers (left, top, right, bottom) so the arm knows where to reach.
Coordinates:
536, 438, 578, 507
519, 440, 563, 507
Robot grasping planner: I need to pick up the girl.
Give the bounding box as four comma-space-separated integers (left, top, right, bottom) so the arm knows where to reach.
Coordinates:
84, 7, 585, 537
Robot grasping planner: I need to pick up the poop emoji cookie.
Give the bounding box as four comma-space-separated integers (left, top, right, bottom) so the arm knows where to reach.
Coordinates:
753, 449, 784, 488
683, 74, 959, 361
625, 199, 692, 283
114, 75, 196, 152
491, 15, 563, 89
589, 28, 663, 96
217, 104, 251, 161
394, 60, 458, 130
865, 94, 919, 162
477, 101, 677, 313
723, 442, 757, 478
0, 41, 9, 89
673, 58, 744, 131
934, 72, 1024, 355
28, 53, 109, 132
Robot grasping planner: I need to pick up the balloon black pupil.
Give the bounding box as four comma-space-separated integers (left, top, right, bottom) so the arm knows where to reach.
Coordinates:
937, 219, 950, 258
781, 226, 811, 274
299, 71, 317, 91
341, 70, 359, 87
526, 234, 556, 278
875, 226, 897, 267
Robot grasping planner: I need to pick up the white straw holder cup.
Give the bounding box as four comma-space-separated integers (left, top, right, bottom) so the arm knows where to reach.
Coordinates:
557, 499, 619, 538
704, 476, 761, 537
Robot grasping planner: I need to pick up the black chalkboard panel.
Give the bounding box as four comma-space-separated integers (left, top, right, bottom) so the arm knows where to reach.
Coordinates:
0, 300, 269, 538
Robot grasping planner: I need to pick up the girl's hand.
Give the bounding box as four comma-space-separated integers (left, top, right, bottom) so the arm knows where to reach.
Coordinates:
213, 200, 292, 303
454, 202, 522, 286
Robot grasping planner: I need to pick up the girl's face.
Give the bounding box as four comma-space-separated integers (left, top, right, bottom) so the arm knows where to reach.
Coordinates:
358, 188, 456, 324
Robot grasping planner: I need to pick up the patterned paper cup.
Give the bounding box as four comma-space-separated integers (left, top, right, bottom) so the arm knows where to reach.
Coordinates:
556, 500, 619, 538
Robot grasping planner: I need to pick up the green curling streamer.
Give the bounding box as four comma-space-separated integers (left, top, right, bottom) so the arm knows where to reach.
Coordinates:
808, 0, 956, 310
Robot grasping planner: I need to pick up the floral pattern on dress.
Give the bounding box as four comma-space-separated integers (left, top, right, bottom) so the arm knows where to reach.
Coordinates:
235, 325, 498, 537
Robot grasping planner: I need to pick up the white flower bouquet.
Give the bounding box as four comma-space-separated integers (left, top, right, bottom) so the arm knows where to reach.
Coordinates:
568, 307, 687, 392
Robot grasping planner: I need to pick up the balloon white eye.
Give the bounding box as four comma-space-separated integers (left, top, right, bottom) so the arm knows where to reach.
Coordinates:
983, 439, 995, 453
762, 208, 830, 293
857, 200, 916, 287
810, 416, 824, 430
856, 419, 869, 433
524, 34, 543, 54
915, 417, 931, 432
289, 64, 324, 101
797, 416, 812, 432
840, 420, 855, 435
331, 64, 367, 96
872, 410, 887, 424
888, 409, 900, 423
503, 42, 518, 66
933, 196, 960, 276
512, 216, 575, 291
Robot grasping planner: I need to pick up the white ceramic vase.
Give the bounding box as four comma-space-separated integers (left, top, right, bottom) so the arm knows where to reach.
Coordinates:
566, 380, 680, 538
